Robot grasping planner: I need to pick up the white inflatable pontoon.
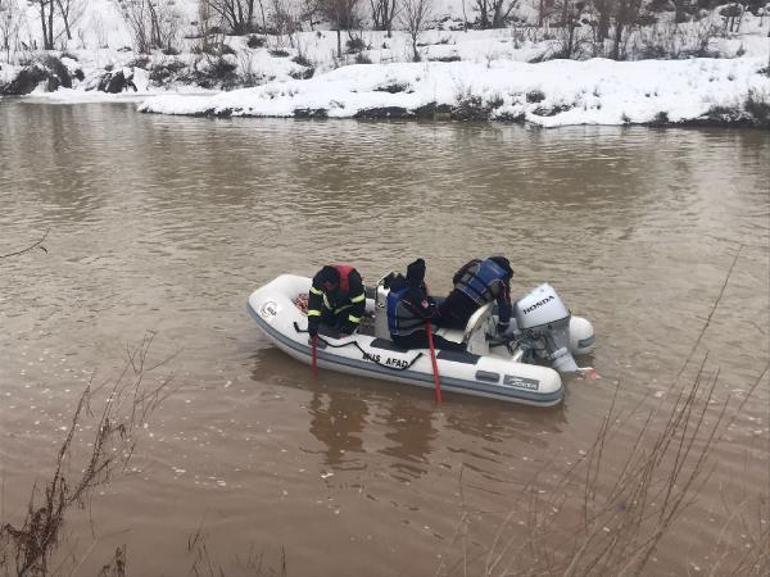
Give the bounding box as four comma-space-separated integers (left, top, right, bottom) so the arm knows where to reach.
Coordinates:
247, 274, 595, 407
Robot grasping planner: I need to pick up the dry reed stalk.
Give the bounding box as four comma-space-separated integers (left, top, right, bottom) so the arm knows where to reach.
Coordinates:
440, 243, 768, 577
470, 359, 768, 577
0, 229, 49, 260
0, 333, 174, 577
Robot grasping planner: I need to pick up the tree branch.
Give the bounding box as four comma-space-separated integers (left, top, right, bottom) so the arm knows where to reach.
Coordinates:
0, 229, 49, 260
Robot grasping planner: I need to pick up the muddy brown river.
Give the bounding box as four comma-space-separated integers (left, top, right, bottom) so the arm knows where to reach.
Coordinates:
1, 101, 768, 576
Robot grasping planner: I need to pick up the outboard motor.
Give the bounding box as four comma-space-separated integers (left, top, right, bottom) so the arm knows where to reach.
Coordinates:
513, 283, 589, 373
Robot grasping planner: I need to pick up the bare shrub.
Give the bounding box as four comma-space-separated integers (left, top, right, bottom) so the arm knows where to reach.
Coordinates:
270, 0, 301, 44
588, 0, 611, 47
0, 0, 23, 60
196, 0, 217, 55
435, 359, 769, 577
237, 48, 265, 85
400, 0, 433, 61
187, 523, 287, 577
473, 0, 519, 28
247, 33, 266, 47
55, 0, 86, 42
317, 0, 361, 56
436, 247, 769, 577
720, 2, 744, 33
635, 19, 720, 59
0, 334, 175, 577
29, 0, 55, 50
119, 0, 182, 53
203, 0, 265, 34
509, 22, 550, 49
452, 88, 505, 120
370, 0, 397, 36
610, 0, 644, 59
744, 88, 770, 127
552, 0, 590, 59
586, 0, 644, 59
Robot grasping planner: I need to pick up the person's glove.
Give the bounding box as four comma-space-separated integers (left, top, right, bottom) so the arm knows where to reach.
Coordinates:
308, 323, 318, 338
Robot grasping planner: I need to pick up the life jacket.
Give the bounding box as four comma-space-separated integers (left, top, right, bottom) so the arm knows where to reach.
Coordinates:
455, 258, 507, 306
387, 287, 426, 336
332, 264, 355, 294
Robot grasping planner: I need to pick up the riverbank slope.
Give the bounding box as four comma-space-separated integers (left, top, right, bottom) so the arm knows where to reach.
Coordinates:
137, 56, 770, 127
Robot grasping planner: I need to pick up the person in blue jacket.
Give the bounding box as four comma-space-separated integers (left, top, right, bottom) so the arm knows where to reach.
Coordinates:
437, 256, 514, 333
387, 259, 465, 351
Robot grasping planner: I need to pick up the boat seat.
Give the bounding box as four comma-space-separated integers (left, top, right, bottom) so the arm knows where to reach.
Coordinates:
434, 327, 465, 344
435, 302, 494, 344
434, 303, 495, 355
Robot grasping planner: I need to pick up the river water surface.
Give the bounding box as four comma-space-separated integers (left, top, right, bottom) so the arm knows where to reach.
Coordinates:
1, 101, 768, 576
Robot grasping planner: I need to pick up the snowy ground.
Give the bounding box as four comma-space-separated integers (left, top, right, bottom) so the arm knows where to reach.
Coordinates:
137, 57, 769, 126
1, 0, 768, 126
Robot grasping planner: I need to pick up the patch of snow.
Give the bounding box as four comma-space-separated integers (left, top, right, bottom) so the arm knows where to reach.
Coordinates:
138, 57, 770, 127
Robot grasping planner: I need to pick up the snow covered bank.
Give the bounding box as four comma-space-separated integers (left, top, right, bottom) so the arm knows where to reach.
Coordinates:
138, 57, 770, 127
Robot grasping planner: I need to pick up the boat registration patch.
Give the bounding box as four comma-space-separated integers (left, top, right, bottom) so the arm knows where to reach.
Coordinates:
259, 300, 279, 322
366, 353, 411, 369
502, 375, 539, 391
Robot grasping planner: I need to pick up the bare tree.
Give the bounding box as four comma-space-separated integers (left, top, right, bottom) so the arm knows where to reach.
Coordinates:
197, 0, 214, 53
590, 0, 611, 43
537, 0, 556, 26
120, 0, 181, 53
370, 0, 397, 36
204, 0, 258, 34
0, 0, 23, 59
554, 0, 586, 58
55, 0, 84, 41
474, 0, 518, 28
399, 0, 432, 61
720, 2, 744, 33
610, 0, 643, 59
298, 0, 321, 30
28, 0, 55, 50
672, 0, 694, 22
318, 0, 361, 57
271, 0, 300, 40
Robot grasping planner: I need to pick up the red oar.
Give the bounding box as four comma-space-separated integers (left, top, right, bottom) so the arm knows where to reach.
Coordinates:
425, 321, 443, 403
311, 335, 318, 379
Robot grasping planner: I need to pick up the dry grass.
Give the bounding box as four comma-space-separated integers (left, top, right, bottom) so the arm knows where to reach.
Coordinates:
0, 333, 175, 577
187, 522, 287, 577
436, 243, 768, 577
435, 358, 768, 577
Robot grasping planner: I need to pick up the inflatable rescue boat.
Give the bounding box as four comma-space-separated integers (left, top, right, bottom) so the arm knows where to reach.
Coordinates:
247, 274, 595, 407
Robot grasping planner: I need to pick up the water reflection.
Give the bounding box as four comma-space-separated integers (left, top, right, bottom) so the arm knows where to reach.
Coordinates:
306, 388, 369, 470
248, 345, 567, 482
379, 396, 437, 481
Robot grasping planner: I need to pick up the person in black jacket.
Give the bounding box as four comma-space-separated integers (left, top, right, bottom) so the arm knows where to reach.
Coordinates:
387, 259, 465, 351
307, 264, 366, 337
437, 256, 513, 333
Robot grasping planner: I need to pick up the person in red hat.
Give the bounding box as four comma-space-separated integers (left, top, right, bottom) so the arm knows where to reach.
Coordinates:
307, 264, 366, 337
